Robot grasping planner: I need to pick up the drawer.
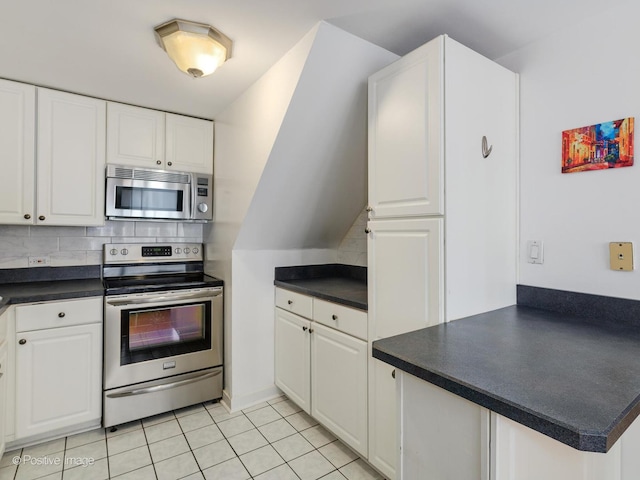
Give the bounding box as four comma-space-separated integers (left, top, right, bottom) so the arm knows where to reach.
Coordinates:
313, 298, 367, 341
275, 288, 313, 319
16, 297, 102, 332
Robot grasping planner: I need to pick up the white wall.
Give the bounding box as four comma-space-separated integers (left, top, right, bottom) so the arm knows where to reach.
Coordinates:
207, 22, 396, 410
498, 3, 640, 300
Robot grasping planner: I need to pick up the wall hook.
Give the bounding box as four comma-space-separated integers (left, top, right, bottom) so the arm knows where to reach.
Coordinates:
482, 136, 493, 158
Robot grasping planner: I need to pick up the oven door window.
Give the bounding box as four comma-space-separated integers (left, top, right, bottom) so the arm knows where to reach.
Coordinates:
115, 186, 184, 212
120, 301, 212, 365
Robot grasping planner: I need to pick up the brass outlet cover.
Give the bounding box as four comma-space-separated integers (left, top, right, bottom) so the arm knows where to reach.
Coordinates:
609, 242, 634, 271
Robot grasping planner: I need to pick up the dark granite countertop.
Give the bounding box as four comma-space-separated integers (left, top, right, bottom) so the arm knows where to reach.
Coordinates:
0, 265, 104, 309
373, 297, 640, 453
274, 264, 367, 311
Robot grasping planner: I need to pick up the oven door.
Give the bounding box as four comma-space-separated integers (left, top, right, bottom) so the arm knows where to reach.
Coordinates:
104, 287, 223, 390
106, 177, 191, 220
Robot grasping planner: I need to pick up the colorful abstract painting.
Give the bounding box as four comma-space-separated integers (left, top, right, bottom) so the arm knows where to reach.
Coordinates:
562, 118, 634, 173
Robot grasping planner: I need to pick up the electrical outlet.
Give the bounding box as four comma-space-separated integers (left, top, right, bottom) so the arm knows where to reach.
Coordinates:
28, 255, 50, 267
609, 242, 633, 271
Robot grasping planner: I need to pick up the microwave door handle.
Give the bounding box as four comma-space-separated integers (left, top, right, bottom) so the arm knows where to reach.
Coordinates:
106, 289, 222, 306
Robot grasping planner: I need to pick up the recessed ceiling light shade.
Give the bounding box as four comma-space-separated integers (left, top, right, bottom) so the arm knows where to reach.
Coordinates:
154, 19, 232, 78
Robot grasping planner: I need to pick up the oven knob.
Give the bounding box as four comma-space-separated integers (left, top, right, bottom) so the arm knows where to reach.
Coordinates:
110, 248, 118, 256
175, 248, 182, 254
184, 248, 191, 254
192, 247, 199, 254
197, 203, 208, 213
120, 248, 128, 256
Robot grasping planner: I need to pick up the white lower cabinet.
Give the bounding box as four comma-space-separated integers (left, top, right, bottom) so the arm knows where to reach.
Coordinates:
274, 308, 311, 414
311, 323, 367, 457
399, 371, 640, 480
274, 288, 368, 459
368, 357, 397, 479
13, 298, 102, 441
0, 340, 7, 458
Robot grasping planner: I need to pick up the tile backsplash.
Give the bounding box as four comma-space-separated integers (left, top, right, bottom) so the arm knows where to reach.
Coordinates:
337, 208, 368, 266
0, 221, 204, 268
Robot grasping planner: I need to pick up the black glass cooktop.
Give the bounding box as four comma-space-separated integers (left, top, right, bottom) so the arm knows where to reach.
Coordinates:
103, 273, 223, 295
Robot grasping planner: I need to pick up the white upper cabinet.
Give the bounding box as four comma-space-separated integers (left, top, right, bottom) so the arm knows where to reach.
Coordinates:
107, 103, 214, 174
106, 102, 165, 168
0, 79, 35, 224
166, 113, 214, 174
37, 88, 106, 226
368, 37, 443, 219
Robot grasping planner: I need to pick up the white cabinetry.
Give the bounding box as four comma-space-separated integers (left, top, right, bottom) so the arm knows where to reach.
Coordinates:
274, 288, 368, 457
0, 82, 105, 226
0, 307, 8, 459
37, 89, 106, 226
399, 371, 640, 480
0, 79, 35, 225
107, 102, 214, 174
367, 34, 518, 480
14, 297, 102, 440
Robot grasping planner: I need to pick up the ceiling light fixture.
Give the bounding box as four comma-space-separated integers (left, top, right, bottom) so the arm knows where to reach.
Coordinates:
154, 19, 232, 78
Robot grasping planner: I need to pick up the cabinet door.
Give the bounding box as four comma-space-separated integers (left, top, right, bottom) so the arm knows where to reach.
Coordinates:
166, 113, 214, 174
311, 323, 367, 457
106, 102, 165, 168
368, 36, 443, 219
15, 323, 102, 439
37, 88, 106, 226
0, 79, 35, 225
274, 308, 311, 414
399, 372, 490, 480
368, 217, 443, 340
0, 342, 7, 458
368, 356, 397, 479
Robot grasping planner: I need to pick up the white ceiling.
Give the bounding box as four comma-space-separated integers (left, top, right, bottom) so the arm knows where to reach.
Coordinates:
0, 0, 630, 119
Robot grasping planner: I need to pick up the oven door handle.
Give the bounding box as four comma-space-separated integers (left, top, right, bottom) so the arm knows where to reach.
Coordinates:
105, 290, 222, 306
106, 370, 221, 398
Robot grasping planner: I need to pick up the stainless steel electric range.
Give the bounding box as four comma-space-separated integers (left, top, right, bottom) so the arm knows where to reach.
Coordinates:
102, 243, 223, 428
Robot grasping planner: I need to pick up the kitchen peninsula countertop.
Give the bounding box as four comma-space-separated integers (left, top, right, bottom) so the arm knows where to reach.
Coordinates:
373, 286, 640, 453
0, 265, 104, 313
274, 264, 367, 310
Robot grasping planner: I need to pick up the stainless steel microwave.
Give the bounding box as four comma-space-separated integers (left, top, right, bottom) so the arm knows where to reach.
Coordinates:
105, 165, 213, 222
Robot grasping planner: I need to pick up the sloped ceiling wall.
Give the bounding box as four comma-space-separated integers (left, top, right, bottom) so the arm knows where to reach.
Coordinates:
234, 22, 398, 250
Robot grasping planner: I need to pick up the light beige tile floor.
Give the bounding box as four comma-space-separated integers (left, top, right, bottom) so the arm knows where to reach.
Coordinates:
0, 396, 385, 480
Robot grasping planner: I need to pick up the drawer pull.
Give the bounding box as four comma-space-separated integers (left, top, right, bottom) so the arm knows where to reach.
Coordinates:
38, 215, 45, 221
58, 312, 66, 318
392, 369, 396, 379
19, 339, 26, 345
24, 214, 31, 220
302, 326, 308, 332
287, 300, 293, 305
309, 328, 314, 334
332, 314, 338, 320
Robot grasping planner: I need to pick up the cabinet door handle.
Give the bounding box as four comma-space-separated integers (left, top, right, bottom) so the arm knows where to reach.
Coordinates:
38, 215, 45, 221
309, 328, 314, 334
24, 214, 31, 220
364, 228, 371, 234
167, 161, 172, 166
58, 312, 66, 318
392, 369, 396, 379
19, 339, 26, 345
156, 160, 162, 165
331, 314, 338, 320
302, 326, 308, 332
287, 300, 293, 305
366, 206, 373, 212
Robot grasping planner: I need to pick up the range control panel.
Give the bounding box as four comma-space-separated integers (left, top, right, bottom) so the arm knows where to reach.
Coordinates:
104, 243, 203, 264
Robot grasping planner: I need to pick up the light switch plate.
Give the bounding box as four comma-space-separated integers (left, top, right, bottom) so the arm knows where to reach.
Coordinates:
609, 242, 633, 271
527, 240, 543, 264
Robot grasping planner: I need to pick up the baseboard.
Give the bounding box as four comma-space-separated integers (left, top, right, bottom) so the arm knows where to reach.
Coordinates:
225, 385, 283, 412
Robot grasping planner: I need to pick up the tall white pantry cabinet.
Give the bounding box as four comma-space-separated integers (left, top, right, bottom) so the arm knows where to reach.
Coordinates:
367, 35, 518, 480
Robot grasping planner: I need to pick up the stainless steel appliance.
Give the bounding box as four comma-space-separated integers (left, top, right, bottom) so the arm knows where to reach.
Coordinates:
105, 165, 213, 222
102, 243, 223, 427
